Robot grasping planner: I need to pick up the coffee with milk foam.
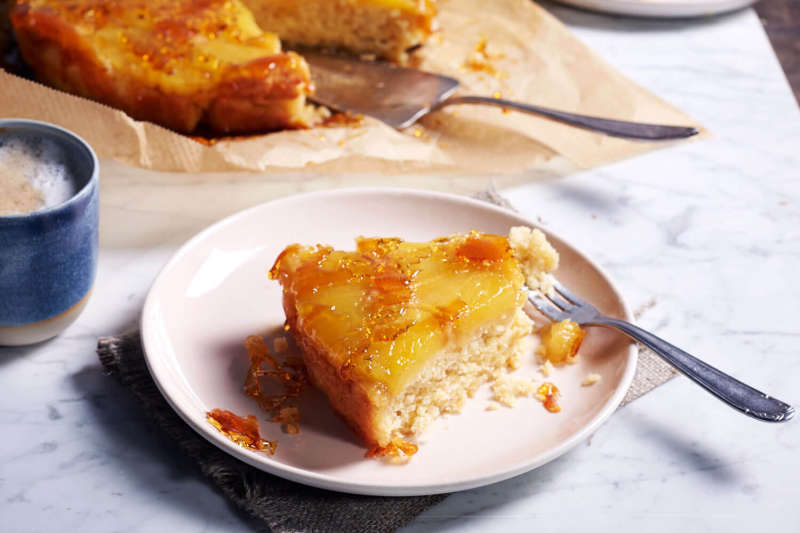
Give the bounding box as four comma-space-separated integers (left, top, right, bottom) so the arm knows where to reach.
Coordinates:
0, 135, 78, 216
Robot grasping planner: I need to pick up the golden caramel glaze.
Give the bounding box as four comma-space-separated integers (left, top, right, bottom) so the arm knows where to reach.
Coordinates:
11, 0, 313, 133
269, 231, 526, 396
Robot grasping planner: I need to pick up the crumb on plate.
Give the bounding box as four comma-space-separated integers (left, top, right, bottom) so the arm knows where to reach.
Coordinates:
491, 375, 536, 408
582, 373, 602, 387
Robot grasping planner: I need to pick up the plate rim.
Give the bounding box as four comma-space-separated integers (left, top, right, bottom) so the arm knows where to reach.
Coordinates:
141, 187, 638, 496
551, 0, 756, 18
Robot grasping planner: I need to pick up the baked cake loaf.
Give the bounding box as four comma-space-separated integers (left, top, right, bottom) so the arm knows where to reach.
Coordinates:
11, 0, 314, 134
269, 228, 558, 448
243, 0, 437, 63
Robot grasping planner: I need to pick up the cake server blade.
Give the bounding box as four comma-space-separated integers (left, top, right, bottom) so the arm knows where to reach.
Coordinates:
303, 52, 698, 140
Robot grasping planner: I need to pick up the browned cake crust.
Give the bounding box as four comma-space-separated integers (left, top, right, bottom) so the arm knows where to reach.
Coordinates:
11, 0, 313, 134
282, 290, 389, 447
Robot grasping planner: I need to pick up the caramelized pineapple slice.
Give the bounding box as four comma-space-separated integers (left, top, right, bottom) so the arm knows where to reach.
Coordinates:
269, 232, 526, 394
537, 319, 585, 365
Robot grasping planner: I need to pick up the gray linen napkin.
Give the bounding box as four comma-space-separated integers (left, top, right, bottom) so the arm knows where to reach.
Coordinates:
97, 332, 447, 533
96, 190, 676, 532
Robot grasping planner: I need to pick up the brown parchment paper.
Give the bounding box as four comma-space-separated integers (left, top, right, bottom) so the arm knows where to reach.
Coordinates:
0, 0, 705, 176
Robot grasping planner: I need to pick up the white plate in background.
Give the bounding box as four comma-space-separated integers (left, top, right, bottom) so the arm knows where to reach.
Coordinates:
553, 0, 756, 18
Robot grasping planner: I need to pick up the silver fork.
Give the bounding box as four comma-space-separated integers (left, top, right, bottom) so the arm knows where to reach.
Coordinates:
529, 279, 795, 423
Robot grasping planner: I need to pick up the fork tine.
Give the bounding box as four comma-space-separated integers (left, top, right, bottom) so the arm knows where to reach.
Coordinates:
548, 291, 573, 311
528, 292, 567, 322
551, 278, 583, 304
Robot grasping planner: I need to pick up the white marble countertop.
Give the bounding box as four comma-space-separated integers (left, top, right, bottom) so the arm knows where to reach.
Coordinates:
2, 5, 799, 532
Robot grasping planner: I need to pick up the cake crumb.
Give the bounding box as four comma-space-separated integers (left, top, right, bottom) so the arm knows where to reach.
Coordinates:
508, 226, 559, 293
582, 373, 602, 387
273, 336, 289, 353
486, 402, 500, 411
491, 376, 536, 408
539, 360, 555, 377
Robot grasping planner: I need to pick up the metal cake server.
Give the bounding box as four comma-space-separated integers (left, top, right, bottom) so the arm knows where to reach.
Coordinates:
304, 52, 699, 140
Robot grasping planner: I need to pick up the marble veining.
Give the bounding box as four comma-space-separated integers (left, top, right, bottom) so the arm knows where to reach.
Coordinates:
1, 6, 799, 533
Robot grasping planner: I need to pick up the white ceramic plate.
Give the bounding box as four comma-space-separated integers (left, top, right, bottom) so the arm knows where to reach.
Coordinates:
553, 0, 756, 18
141, 188, 637, 496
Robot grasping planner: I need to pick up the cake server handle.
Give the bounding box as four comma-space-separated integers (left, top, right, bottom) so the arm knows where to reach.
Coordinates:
434, 95, 699, 140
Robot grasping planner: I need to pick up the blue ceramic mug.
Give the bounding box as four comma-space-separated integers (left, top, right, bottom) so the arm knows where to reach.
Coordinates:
0, 119, 99, 345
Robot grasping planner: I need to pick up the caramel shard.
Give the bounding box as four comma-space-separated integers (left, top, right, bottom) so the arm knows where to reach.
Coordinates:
536, 382, 562, 413
207, 408, 277, 453
244, 335, 308, 416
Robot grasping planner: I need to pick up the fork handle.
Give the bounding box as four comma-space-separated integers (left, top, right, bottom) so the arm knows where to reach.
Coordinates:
438, 95, 698, 140
592, 317, 794, 423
